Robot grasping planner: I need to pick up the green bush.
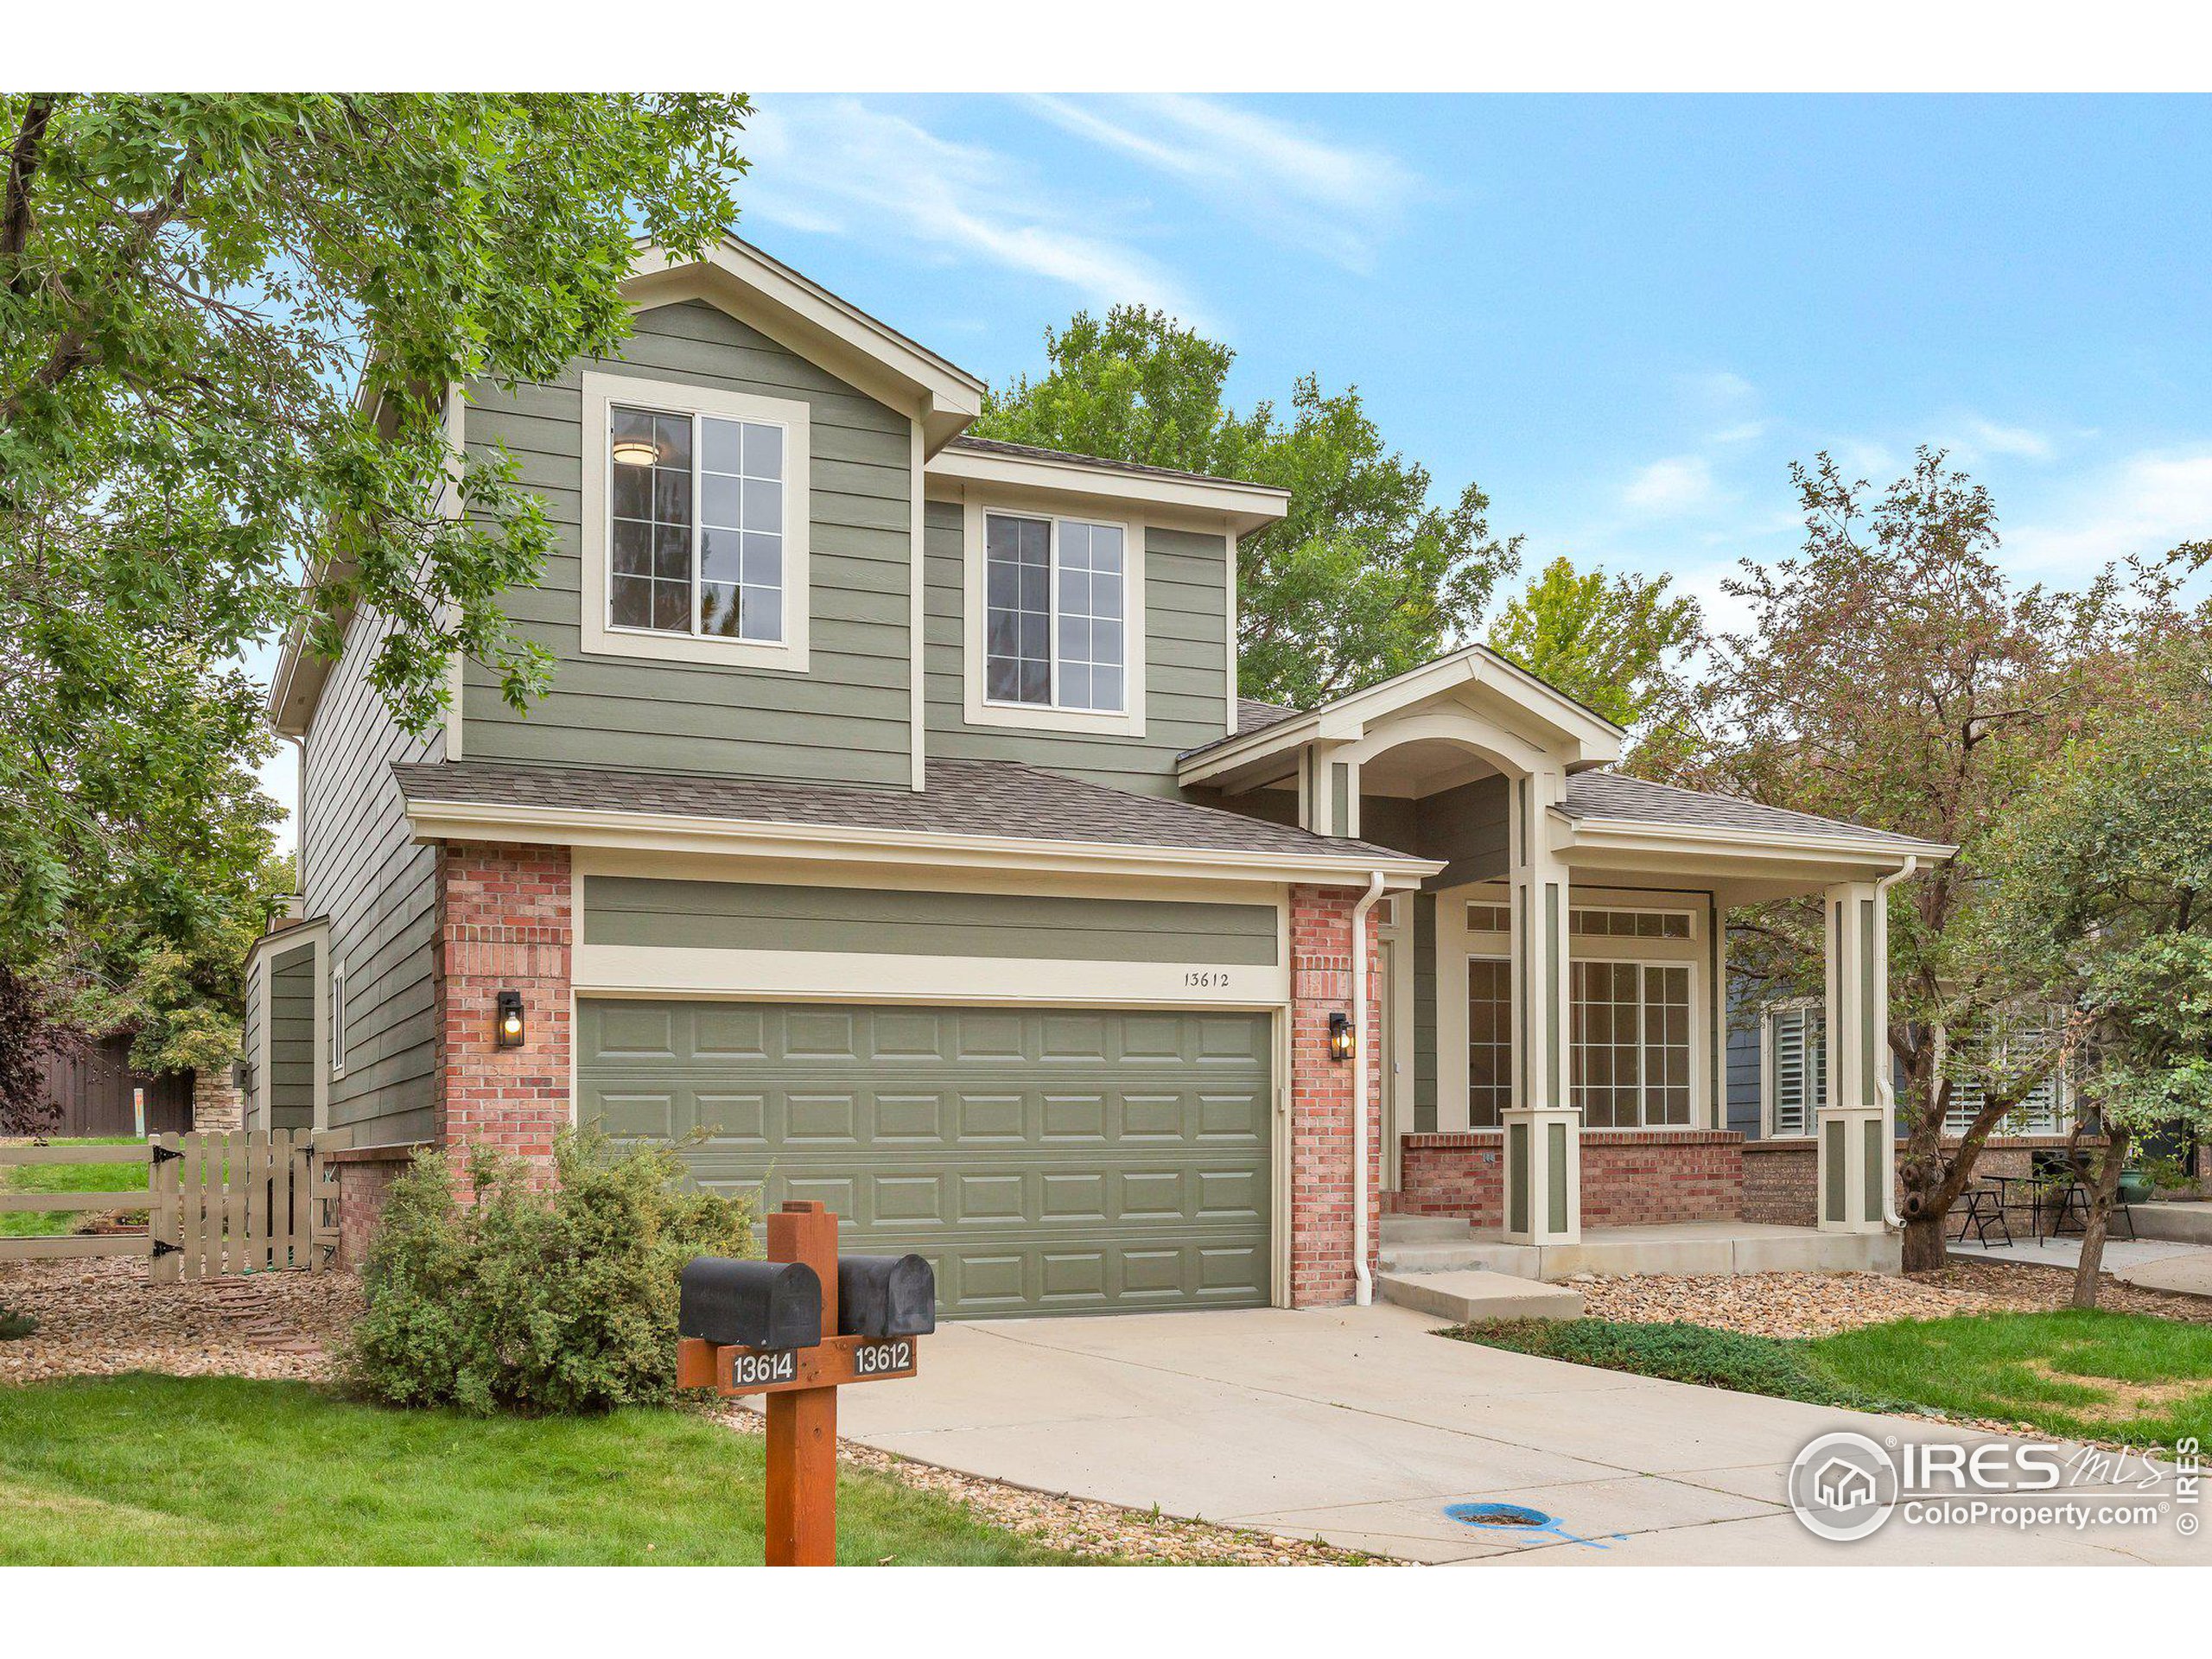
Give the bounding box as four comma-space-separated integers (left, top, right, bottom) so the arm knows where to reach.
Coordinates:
1445, 1317, 1897, 1410
343, 1128, 752, 1415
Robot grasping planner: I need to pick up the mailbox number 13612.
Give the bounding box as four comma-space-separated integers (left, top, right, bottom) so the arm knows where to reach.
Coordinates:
852, 1339, 913, 1376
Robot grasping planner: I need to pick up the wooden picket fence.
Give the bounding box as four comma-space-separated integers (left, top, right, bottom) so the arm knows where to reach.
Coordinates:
0, 1130, 339, 1277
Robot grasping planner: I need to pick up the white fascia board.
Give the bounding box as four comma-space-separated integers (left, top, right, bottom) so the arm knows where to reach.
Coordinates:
925, 447, 1289, 535
626, 239, 984, 453
1553, 812, 1956, 867
404, 799, 1440, 889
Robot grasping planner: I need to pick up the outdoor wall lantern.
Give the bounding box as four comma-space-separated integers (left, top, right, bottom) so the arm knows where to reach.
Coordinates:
1328, 1010, 1356, 1064
495, 989, 525, 1049
611, 435, 658, 467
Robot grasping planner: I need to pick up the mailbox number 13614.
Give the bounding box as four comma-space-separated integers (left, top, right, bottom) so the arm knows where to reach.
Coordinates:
852, 1339, 913, 1376
730, 1350, 798, 1386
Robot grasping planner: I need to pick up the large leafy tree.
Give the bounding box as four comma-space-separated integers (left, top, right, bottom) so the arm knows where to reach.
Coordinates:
1639, 448, 2121, 1270
1980, 636, 2212, 1306
1488, 556, 1701, 728
975, 306, 1522, 707
0, 94, 747, 1088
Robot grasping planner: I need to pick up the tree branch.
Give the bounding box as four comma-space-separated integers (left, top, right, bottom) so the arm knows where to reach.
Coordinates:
2, 93, 60, 295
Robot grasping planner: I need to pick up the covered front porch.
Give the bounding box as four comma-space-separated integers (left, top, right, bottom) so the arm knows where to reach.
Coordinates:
1185, 648, 1954, 1289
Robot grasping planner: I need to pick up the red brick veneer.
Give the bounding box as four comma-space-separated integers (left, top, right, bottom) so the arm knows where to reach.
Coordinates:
1287, 884, 1385, 1306
433, 842, 573, 1187
1741, 1135, 2102, 1228
1397, 1129, 1745, 1227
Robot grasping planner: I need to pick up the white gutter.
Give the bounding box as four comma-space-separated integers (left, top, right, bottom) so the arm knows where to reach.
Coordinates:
1872, 855, 1918, 1229
1350, 870, 1387, 1306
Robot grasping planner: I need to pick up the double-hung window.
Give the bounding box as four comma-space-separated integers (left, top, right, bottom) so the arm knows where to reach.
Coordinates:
983, 512, 1128, 714
608, 404, 786, 643
580, 372, 810, 671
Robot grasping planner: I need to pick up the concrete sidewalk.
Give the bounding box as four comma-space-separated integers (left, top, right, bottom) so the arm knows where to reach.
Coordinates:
837, 1304, 2205, 1565
1952, 1234, 2212, 1297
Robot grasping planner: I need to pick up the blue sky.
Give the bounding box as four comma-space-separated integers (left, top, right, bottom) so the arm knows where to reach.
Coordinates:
258, 93, 2212, 844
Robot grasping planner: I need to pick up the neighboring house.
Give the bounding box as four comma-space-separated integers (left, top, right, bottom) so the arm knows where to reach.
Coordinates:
250, 237, 1953, 1317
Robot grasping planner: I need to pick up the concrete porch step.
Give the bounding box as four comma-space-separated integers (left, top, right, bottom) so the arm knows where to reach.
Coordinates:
2133, 1203, 2212, 1245
1378, 1215, 1480, 1244
1376, 1268, 1584, 1324
1378, 1242, 1510, 1274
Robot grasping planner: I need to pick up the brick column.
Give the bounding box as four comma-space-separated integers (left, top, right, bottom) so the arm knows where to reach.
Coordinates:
435, 842, 573, 1186
1288, 883, 1384, 1307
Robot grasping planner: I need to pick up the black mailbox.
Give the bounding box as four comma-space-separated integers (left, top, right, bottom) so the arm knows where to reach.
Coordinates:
680, 1257, 823, 1351
836, 1254, 938, 1338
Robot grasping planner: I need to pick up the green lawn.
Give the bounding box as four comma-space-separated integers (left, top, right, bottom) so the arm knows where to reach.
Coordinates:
0, 1374, 1103, 1565
0, 1138, 146, 1236
1447, 1308, 2212, 1449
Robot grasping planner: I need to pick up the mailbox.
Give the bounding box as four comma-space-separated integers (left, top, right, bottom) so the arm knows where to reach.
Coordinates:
679, 1257, 823, 1351
836, 1254, 938, 1339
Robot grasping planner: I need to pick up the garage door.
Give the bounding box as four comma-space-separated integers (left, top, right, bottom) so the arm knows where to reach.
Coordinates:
578, 999, 1274, 1318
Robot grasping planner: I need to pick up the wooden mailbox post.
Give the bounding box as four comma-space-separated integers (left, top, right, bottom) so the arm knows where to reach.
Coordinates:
676, 1201, 931, 1567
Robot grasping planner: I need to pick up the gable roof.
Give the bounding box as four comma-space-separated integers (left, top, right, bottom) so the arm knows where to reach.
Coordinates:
1560, 771, 1955, 855
393, 757, 1436, 881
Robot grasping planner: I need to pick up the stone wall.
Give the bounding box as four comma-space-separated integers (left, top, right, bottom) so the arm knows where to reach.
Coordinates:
192, 1069, 243, 1133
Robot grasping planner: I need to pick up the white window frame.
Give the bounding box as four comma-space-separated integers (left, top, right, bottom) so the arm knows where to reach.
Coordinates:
961, 499, 1145, 737
1568, 904, 1698, 941
1571, 956, 1698, 1130
1761, 999, 1825, 1140
578, 371, 811, 672
328, 959, 347, 1082
1940, 1020, 2069, 1137
1465, 951, 1514, 1129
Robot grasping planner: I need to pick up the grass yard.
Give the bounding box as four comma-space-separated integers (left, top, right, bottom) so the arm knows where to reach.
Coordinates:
1448, 1307, 2212, 1449
0, 1138, 146, 1237
0, 1373, 1103, 1565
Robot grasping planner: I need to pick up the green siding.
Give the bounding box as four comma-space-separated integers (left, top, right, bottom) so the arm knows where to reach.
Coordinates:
583, 877, 1278, 964
300, 588, 442, 1147
240, 956, 264, 1132
1547, 1119, 1568, 1234
461, 301, 915, 789
1507, 1121, 1529, 1234
268, 944, 316, 1133
921, 499, 1231, 797
1824, 1118, 1846, 1224
1863, 1116, 1885, 1224
579, 999, 1272, 1317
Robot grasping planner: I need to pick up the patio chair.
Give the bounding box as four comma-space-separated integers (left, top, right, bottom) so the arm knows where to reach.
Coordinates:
1952, 1182, 2012, 1247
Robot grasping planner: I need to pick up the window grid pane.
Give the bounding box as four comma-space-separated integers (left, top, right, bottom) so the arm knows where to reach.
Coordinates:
1467, 957, 1513, 1128
609, 405, 693, 636
1055, 521, 1125, 711
697, 416, 782, 643
985, 513, 1053, 705
1572, 960, 1692, 1128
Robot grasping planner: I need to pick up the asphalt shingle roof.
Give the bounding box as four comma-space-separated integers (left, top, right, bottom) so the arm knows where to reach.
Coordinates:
1235, 697, 1301, 737
392, 757, 1423, 864
1560, 771, 1947, 849
944, 435, 1280, 493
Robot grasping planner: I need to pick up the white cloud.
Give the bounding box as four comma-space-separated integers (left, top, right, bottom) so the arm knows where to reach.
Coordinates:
2007, 448, 2212, 575
1947, 416, 2056, 462
740, 98, 1200, 319
1025, 94, 1416, 273
1624, 455, 1719, 515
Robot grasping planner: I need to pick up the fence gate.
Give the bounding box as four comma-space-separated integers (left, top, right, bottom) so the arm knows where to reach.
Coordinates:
150, 1129, 331, 1281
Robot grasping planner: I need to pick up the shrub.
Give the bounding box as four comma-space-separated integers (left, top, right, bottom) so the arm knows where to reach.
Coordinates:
1444, 1317, 1897, 1410
343, 1128, 752, 1415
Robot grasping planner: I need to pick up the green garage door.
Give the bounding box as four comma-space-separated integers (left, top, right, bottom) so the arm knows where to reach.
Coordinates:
578, 999, 1274, 1318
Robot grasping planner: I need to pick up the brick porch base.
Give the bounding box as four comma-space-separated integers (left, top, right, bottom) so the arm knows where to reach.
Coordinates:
1396, 1129, 1746, 1227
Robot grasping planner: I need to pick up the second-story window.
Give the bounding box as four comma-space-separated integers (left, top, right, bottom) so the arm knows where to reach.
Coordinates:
984, 512, 1126, 713
608, 404, 785, 643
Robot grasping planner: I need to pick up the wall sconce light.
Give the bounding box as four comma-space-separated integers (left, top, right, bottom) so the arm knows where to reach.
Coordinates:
496, 989, 525, 1049
611, 435, 659, 467
1328, 1010, 1355, 1064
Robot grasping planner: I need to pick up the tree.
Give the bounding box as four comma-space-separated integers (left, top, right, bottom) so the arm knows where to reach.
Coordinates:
975, 306, 1522, 707
1981, 638, 2212, 1306
1488, 556, 1701, 727
1638, 448, 2119, 1270
1, 93, 747, 1061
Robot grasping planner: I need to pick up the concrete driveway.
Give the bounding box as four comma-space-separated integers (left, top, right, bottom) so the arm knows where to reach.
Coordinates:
836, 1304, 2204, 1565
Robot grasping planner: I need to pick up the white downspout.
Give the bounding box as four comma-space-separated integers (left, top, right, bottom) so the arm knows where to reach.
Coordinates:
1872, 855, 1917, 1229
1351, 870, 1387, 1306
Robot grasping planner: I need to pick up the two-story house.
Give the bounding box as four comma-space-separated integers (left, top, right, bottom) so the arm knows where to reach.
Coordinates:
243, 237, 1950, 1318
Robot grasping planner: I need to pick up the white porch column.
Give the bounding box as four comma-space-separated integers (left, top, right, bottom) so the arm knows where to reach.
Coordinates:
1819, 880, 1890, 1234
1503, 768, 1579, 1244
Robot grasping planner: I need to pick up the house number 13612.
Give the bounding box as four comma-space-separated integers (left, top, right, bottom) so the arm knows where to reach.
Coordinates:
1183, 970, 1230, 988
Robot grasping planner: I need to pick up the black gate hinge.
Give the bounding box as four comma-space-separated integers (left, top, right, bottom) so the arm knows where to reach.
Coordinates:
151, 1239, 181, 1257
150, 1145, 182, 1165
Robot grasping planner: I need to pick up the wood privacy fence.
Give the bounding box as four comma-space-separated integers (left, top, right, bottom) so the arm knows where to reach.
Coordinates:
0, 1130, 339, 1277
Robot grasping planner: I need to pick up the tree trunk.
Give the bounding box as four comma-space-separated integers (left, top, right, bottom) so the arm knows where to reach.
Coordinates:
2070, 1125, 2132, 1310
1899, 1209, 1950, 1273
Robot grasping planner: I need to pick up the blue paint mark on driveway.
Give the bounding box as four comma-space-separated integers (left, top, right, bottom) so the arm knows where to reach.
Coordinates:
1445, 1501, 1628, 1550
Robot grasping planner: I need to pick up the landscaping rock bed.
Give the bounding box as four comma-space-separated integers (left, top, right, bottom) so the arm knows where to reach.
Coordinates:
1570, 1257, 2212, 1340
0, 1256, 360, 1386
